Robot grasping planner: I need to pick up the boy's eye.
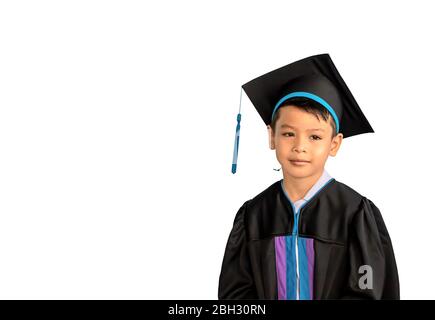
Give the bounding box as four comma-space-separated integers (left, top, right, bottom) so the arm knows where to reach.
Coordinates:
282, 133, 322, 140
282, 132, 294, 137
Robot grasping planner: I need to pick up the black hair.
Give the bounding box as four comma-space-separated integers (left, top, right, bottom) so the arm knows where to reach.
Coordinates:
270, 97, 337, 138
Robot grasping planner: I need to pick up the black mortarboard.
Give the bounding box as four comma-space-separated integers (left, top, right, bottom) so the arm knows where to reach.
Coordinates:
231, 53, 374, 174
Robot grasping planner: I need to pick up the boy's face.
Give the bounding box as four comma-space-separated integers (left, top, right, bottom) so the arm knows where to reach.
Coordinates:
267, 105, 343, 180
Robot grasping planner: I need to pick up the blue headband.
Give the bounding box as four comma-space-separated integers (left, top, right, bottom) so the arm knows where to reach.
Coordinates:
271, 91, 340, 133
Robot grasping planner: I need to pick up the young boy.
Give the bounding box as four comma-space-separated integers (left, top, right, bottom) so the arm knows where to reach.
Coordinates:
218, 54, 400, 300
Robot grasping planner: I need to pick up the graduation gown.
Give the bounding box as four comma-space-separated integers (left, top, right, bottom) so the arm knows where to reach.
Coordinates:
218, 178, 400, 300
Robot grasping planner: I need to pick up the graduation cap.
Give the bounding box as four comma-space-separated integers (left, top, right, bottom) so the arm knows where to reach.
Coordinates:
231, 53, 374, 174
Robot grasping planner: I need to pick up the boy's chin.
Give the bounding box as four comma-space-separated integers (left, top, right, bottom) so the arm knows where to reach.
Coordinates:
283, 166, 319, 179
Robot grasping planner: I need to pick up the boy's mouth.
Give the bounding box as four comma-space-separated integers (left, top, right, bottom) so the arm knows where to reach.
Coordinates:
289, 159, 310, 165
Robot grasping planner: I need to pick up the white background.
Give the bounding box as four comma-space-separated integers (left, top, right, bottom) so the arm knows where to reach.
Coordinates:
0, 0, 433, 299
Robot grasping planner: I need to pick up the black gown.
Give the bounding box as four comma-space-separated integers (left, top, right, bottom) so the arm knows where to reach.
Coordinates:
218, 178, 400, 300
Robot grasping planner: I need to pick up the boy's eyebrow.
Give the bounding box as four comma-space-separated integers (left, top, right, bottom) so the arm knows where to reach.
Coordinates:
280, 124, 325, 131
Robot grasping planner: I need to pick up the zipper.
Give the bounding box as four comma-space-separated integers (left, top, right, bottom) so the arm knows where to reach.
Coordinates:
290, 202, 300, 300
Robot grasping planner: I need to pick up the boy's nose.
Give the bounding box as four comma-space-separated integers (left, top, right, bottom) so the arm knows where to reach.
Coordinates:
293, 145, 307, 153
292, 137, 307, 153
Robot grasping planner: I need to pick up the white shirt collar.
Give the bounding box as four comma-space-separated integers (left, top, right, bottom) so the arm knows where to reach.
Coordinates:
302, 169, 333, 202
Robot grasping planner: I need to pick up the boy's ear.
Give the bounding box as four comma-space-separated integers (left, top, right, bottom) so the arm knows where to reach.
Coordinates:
329, 133, 343, 157
267, 125, 276, 150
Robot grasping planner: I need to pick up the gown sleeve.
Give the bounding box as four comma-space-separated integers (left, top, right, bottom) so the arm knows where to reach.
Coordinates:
341, 197, 400, 299
218, 200, 258, 299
